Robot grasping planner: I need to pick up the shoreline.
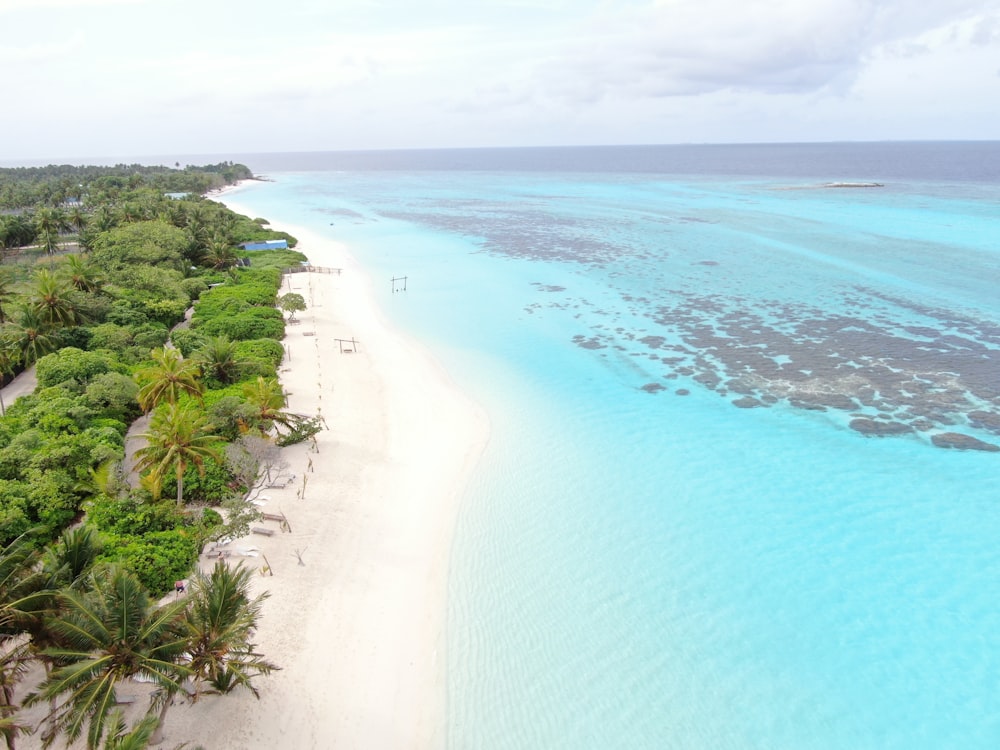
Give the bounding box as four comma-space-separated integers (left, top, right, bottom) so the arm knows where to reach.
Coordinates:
166, 195, 489, 746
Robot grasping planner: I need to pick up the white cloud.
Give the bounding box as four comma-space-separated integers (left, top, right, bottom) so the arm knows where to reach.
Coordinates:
1, 0, 999, 159
448, 0, 998, 110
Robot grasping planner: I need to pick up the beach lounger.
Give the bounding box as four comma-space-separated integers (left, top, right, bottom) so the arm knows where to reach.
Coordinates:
251, 527, 275, 537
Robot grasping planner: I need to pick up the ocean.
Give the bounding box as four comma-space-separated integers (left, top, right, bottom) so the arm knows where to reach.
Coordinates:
222, 143, 1000, 749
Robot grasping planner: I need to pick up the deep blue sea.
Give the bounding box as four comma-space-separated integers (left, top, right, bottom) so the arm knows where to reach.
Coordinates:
222, 144, 1000, 750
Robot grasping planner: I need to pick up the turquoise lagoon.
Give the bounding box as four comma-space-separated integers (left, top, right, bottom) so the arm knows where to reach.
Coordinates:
225, 145, 1000, 749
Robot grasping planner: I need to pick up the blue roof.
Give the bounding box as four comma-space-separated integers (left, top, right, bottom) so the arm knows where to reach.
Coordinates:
241, 239, 288, 250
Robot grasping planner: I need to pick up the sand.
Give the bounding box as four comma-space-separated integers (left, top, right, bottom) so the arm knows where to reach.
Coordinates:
166, 207, 489, 748
14, 202, 489, 748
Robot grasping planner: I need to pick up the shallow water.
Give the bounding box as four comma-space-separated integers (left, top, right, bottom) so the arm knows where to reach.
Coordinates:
226, 144, 1000, 749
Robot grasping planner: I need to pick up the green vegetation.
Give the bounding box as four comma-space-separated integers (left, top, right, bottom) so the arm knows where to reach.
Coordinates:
0, 162, 307, 746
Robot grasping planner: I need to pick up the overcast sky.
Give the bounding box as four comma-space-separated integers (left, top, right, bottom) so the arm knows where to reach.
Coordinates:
1, 0, 999, 162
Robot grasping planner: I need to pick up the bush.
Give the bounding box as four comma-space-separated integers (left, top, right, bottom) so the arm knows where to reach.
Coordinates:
0, 479, 32, 542
83, 372, 141, 423
181, 276, 209, 301
26, 393, 94, 436
132, 324, 169, 350
181, 453, 242, 505
99, 529, 198, 596
234, 338, 285, 369
111, 265, 190, 326
196, 308, 284, 341
87, 494, 185, 536
105, 301, 150, 328
193, 286, 275, 319
36, 348, 125, 389
26, 468, 78, 532
87, 323, 133, 354
91, 220, 190, 272
206, 395, 256, 442
170, 328, 209, 357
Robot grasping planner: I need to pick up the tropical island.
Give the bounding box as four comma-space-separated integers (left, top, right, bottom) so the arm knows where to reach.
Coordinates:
0, 162, 319, 747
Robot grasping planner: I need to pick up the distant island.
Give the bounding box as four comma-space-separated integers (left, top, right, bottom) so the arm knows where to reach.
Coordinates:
823, 181, 884, 188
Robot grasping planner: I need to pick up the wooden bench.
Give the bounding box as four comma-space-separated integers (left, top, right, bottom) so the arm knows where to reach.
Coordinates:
251, 527, 275, 537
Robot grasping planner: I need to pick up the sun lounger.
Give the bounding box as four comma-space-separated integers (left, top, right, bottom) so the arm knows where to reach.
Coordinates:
251, 527, 275, 537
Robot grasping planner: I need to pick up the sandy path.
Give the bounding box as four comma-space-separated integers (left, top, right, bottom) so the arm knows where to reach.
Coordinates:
0, 365, 36, 414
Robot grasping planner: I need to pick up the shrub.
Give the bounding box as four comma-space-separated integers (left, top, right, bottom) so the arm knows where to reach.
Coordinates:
36, 347, 125, 389
206, 395, 256, 442
91, 220, 190, 272
105, 301, 150, 328
87, 323, 133, 354
27, 393, 94, 436
234, 338, 285, 369
87, 494, 185, 536
181, 276, 209, 300
0, 479, 32, 543
26, 468, 79, 532
83, 372, 141, 423
132, 324, 169, 350
99, 529, 198, 596
170, 328, 209, 357
196, 308, 284, 341
181, 453, 242, 505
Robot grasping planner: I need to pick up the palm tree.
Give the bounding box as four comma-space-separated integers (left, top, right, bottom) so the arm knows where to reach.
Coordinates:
0, 215, 36, 250
66, 207, 89, 239
98, 711, 158, 750
201, 235, 239, 271
1, 305, 61, 367
41, 527, 102, 592
135, 348, 203, 413
240, 377, 298, 435
192, 336, 247, 386
34, 208, 68, 255
181, 562, 276, 701
182, 207, 210, 255
0, 270, 16, 325
0, 709, 29, 750
27, 565, 190, 750
62, 254, 104, 295
87, 207, 117, 234
29, 268, 85, 329
0, 534, 50, 750
22, 528, 104, 727
134, 402, 222, 507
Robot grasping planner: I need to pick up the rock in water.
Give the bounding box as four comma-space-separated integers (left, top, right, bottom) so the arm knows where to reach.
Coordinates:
931, 432, 1000, 452
849, 418, 914, 436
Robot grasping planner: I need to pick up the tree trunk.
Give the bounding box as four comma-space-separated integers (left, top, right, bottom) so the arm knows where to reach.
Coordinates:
175, 461, 185, 509
2, 681, 16, 750
148, 694, 174, 746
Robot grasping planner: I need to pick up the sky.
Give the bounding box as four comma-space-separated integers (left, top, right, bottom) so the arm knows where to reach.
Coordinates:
1, 0, 999, 162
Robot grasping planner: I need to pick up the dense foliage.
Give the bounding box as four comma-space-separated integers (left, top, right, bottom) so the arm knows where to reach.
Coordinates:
0, 162, 252, 210
0, 161, 306, 746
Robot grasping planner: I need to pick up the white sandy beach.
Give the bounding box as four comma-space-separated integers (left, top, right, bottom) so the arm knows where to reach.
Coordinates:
166, 207, 488, 748
14, 201, 489, 748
